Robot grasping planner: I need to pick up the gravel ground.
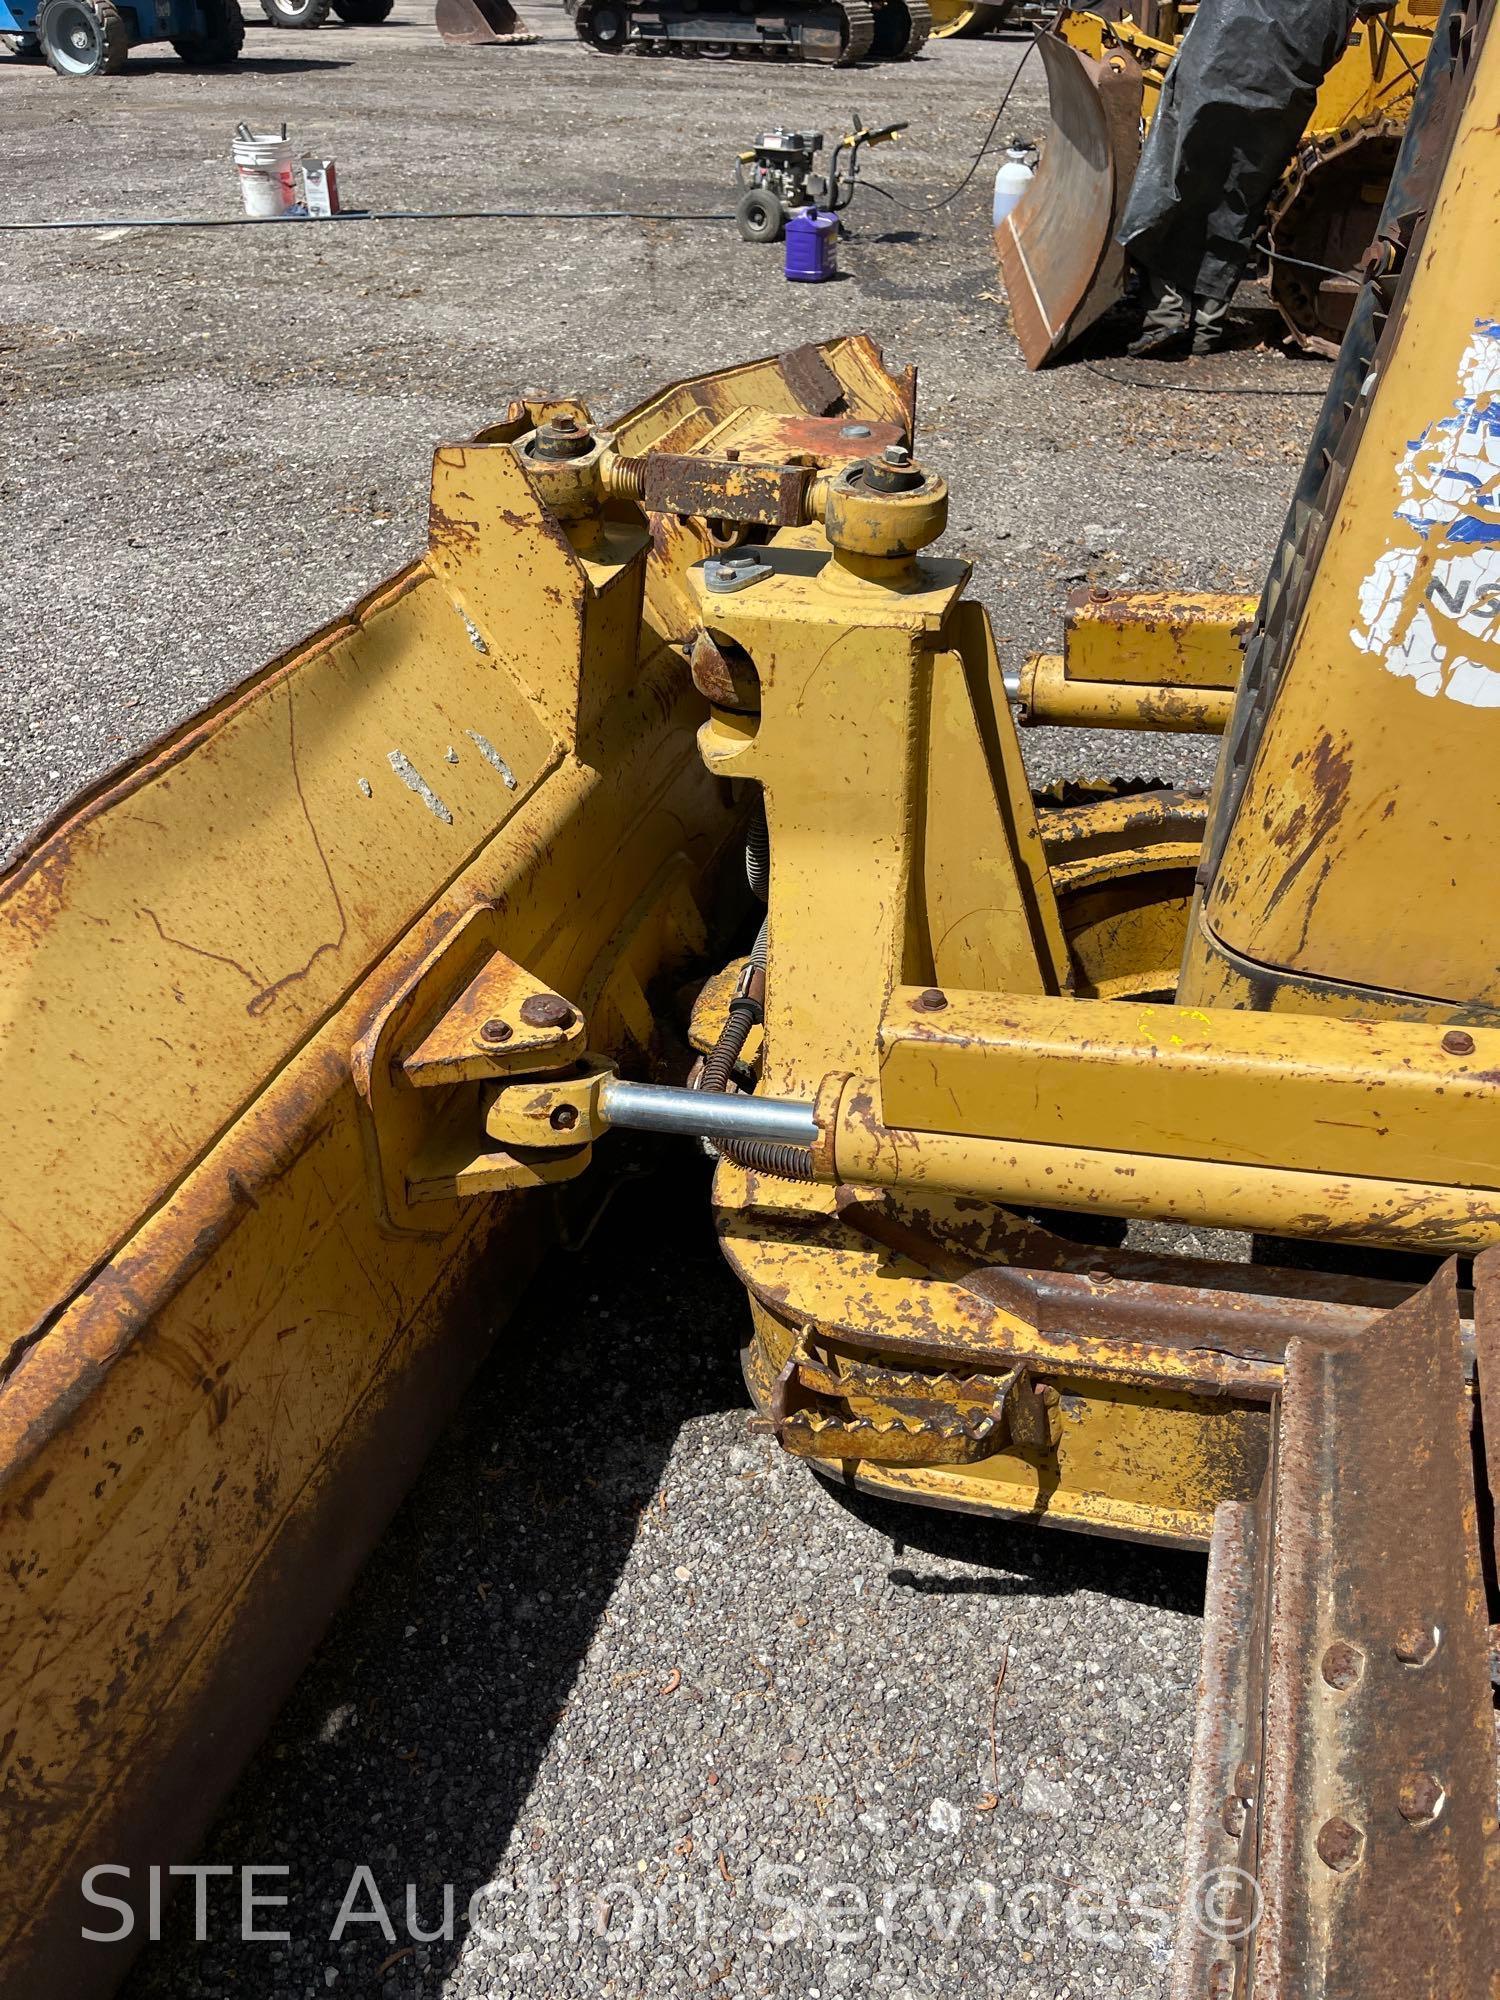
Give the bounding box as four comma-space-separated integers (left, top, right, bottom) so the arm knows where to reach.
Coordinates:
122, 1161, 1207, 2000
2, 9, 1333, 1994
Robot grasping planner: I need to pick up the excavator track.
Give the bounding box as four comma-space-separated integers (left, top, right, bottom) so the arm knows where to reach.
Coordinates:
1266, 116, 1405, 356
572, 0, 627, 48
570, 0, 878, 62
870, 0, 930, 58
834, 0, 877, 63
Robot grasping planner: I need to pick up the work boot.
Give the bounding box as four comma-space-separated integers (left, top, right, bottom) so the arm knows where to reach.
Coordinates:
1127, 271, 1191, 357
1128, 320, 1192, 358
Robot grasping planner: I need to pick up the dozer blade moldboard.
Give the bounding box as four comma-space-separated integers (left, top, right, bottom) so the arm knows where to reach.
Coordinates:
0, 336, 917, 2000
996, 28, 1144, 368
435, 0, 537, 44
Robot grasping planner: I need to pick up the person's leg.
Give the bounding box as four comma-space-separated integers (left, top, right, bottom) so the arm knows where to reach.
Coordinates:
1191, 291, 1231, 354
1127, 268, 1192, 356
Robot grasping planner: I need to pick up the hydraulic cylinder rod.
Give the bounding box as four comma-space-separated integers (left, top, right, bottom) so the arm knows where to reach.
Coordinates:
598, 1077, 819, 1148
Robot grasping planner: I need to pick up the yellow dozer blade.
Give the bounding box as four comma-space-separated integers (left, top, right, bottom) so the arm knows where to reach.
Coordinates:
0, 337, 915, 2000
995, 28, 1144, 368
435, 0, 537, 44
928, 0, 1010, 36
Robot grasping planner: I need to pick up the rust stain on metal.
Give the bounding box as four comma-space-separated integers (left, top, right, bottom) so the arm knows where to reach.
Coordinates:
518, 992, 575, 1030
778, 343, 846, 415
642, 454, 813, 529
689, 630, 760, 713
1169, 1261, 1499, 1996
1263, 729, 1354, 918
1473, 1244, 1500, 1593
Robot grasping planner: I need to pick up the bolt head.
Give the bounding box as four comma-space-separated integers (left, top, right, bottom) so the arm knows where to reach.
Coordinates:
479, 1017, 513, 1045
840, 423, 872, 438
882, 443, 911, 466
1397, 1773, 1445, 1825
914, 987, 948, 1013
519, 992, 575, 1031
1393, 1623, 1439, 1667
1316, 1817, 1364, 1873
549, 1103, 579, 1132
531, 415, 594, 461
1441, 1028, 1475, 1056
1321, 1640, 1363, 1690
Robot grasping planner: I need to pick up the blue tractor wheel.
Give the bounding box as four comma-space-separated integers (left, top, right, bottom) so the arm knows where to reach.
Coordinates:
260, 0, 331, 25
36, 0, 129, 71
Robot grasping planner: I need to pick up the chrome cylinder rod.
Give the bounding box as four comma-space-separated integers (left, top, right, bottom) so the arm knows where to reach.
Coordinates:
598, 1078, 818, 1148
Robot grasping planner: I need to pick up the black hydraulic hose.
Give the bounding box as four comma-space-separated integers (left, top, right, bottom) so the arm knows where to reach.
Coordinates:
862, 31, 1037, 215
0, 206, 735, 233
697, 821, 815, 1181
700, 976, 761, 1095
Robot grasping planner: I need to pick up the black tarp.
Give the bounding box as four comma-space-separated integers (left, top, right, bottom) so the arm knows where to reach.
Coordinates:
1117, 0, 1358, 300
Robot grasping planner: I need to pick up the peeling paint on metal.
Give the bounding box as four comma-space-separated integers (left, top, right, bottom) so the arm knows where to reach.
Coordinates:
1351, 317, 1500, 706
464, 730, 518, 789
386, 750, 454, 824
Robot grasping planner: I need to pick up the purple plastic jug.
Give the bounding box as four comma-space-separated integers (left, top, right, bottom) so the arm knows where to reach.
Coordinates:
784, 207, 837, 283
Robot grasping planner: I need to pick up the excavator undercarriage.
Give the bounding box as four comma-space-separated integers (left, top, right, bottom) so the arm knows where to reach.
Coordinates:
4, 0, 1500, 1993
567, 0, 930, 63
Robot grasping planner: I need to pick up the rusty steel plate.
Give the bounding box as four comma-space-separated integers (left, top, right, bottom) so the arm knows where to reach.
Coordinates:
995, 32, 1144, 369
1171, 1261, 1499, 1999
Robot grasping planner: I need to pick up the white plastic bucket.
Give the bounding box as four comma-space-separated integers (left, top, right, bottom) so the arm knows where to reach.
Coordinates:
233, 133, 297, 219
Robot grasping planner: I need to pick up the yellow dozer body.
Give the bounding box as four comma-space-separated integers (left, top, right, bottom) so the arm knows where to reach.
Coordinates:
5, 0, 1500, 1992
997, 0, 1441, 364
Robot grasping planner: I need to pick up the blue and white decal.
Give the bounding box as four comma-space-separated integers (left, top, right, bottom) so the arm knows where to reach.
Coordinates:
1350, 318, 1500, 707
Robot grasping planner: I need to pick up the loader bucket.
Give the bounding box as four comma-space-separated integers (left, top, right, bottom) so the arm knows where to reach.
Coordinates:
0, 338, 915, 2000
435, 0, 536, 45
995, 29, 1144, 368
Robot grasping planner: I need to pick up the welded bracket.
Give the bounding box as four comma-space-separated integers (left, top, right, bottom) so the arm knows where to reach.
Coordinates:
351, 905, 594, 1230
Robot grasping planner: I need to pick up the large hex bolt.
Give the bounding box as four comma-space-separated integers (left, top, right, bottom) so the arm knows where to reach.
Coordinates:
530, 414, 595, 461
519, 992, 576, 1032
863, 442, 927, 494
